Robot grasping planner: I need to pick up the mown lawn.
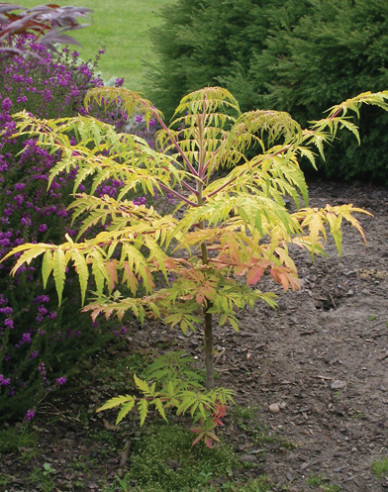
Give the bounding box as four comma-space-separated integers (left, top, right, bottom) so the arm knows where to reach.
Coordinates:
18, 0, 175, 91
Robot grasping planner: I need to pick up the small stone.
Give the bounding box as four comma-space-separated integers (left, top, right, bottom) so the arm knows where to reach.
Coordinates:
330, 380, 346, 390
269, 403, 280, 413
240, 453, 258, 463
247, 448, 265, 455
280, 401, 287, 409
286, 472, 293, 481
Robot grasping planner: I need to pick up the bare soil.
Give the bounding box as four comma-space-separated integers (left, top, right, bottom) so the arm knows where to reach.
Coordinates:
1, 180, 387, 491
211, 180, 388, 491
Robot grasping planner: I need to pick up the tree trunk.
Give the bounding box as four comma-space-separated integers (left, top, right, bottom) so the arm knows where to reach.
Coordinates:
204, 307, 214, 389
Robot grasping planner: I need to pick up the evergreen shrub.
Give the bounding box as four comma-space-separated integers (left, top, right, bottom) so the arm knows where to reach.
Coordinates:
148, 0, 388, 183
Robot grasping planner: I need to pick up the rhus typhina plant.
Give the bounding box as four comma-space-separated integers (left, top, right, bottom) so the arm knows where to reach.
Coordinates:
2, 86, 387, 443
96, 351, 233, 448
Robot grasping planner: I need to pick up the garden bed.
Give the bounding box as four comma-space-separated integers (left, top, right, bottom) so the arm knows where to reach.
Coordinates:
1, 179, 387, 491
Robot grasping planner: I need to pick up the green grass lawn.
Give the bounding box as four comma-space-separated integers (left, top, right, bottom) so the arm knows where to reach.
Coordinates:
17, 0, 175, 92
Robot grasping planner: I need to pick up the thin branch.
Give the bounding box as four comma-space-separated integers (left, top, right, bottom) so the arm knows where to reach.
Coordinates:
204, 102, 350, 201
197, 90, 208, 178
155, 113, 199, 178
181, 180, 199, 196
206, 176, 237, 199
159, 183, 197, 207
201, 146, 221, 177
205, 145, 291, 199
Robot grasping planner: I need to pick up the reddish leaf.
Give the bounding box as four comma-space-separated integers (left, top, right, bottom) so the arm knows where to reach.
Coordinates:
106, 260, 118, 291
270, 266, 301, 292
191, 432, 204, 447
246, 266, 263, 285
190, 426, 201, 434
205, 435, 213, 448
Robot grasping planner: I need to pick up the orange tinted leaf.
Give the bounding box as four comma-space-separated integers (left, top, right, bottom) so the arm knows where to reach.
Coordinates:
180, 294, 194, 301
205, 435, 213, 448
288, 275, 301, 291
270, 266, 300, 292
122, 263, 138, 294
191, 432, 204, 447
106, 260, 118, 291
278, 272, 290, 291
246, 266, 263, 285
207, 431, 220, 442
164, 257, 180, 269
83, 305, 102, 323
190, 426, 201, 434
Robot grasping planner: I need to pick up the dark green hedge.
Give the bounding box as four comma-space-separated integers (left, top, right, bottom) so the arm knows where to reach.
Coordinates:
147, 0, 388, 183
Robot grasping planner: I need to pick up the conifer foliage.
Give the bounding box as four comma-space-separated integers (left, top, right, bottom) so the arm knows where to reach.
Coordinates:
2, 86, 387, 433
149, 0, 388, 183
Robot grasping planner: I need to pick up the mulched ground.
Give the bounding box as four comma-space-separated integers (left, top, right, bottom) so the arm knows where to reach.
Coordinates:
211, 180, 388, 491
1, 179, 387, 491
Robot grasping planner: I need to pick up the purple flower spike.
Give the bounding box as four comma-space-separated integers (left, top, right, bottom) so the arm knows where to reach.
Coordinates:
20, 332, 32, 345
25, 409, 35, 421
0, 374, 11, 386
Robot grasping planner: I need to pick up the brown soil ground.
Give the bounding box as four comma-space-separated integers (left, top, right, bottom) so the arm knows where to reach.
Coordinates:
212, 180, 388, 491
1, 180, 387, 491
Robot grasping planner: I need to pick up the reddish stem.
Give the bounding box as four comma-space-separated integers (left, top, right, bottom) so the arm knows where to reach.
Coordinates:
159, 183, 197, 206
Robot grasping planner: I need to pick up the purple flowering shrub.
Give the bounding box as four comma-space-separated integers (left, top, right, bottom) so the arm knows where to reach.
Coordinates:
0, 36, 150, 422
2, 33, 104, 118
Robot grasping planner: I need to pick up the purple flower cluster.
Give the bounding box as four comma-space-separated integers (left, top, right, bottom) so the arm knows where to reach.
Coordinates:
0, 35, 123, 422
0, 288, 70, 406
0, 30, 162, 423
0, 374, 11, 386
132, 196, 148, 206
95, 178, 124, 198
131, 189, 176, 208
25, 409, 35, 421
56, 376, 67, 386
2, 35, 104, 119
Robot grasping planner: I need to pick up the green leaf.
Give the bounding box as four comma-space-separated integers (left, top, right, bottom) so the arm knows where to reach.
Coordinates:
137, 399, 148, 427
96, 395, 133, 412
228, 316, 240, 332
41, 250, 53, 289
133, 374, 153, 396
116, 399, 135, 425
71, 250, 89, 305
53, 248, 66, 305
4, 244, 48, 274
153, 399, 168, 422
91, 250, 107, 300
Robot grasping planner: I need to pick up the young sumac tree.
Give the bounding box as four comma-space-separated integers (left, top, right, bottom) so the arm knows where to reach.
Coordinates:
2, 87, 387, 392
